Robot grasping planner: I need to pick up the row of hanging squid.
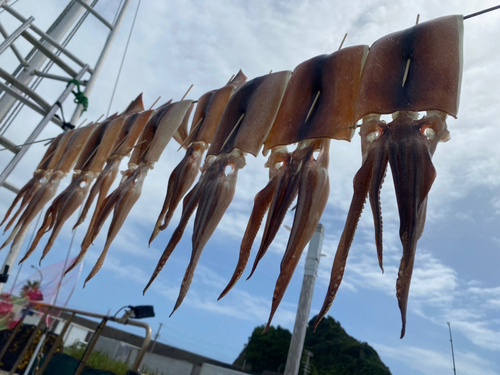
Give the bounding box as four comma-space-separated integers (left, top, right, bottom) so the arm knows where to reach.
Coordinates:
0, 15, 464, 338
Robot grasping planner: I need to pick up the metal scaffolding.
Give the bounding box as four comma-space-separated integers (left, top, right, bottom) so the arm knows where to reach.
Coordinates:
0, 0, 132, 290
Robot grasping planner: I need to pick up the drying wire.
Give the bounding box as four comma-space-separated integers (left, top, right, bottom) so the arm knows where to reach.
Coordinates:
464, 4, 500, 20
113, 0, 125, 25
106, 0, 142, 117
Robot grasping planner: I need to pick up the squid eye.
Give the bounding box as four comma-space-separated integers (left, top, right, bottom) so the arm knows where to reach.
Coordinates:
275, 161, 283, 170
224, 165, 234, 176
367, 131, 379, 143
423, 127, 435, 140
79, 181, 86, 188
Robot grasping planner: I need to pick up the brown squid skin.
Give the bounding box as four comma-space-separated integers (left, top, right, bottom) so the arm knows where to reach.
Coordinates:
1, 123, 99, 251
148, 141, 208, 245
0, 133, 64, 229
149, 72, 247, 245
218, 147, 290, 300
78, 100, 193, 283
266, 138, 330, 331
19, 172, 95, 264
1, 130, 74, 232
315, 111, 450, 338
144, 149, 246, 314
73, 110, 154, 231
83, 165, 149, 285
219, 139, 330, 319
144, 71, 291, 313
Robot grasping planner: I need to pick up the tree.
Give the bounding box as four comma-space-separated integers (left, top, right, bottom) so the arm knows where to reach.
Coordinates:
235, 325, 292, 374
234, 315, 391, 375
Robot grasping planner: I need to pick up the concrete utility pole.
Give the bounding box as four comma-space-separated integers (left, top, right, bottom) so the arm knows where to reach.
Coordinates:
284, 223, 324, 375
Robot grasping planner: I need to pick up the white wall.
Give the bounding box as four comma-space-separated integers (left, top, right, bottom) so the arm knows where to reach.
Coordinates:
199, 362, 247, 375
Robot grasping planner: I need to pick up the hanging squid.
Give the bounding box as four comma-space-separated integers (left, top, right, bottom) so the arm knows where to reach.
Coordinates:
19, 108, 142, 264
80, 99, 194, 284
316, 15, 463, 338
0, 121, 101, 252
1, 131, 71, 231
64, 109, 154, 272
149, 71, 247, 245
218, 46, 369, 331
144, 70, 291, 315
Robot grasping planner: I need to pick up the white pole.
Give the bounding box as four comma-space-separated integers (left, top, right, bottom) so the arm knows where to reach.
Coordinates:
0, 223, 29, 294
284, 224, 324, 375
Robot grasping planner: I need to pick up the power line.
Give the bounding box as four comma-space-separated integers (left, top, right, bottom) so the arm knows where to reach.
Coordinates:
106, 0, 142, 117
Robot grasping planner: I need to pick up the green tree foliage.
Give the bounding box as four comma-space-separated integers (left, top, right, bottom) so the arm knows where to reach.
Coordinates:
239, 325, 292, 374
234, 316, 391, 375
304, 315, 391, 375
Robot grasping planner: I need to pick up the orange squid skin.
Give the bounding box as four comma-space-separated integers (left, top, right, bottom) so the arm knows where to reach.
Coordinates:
219, 46, 368, 327
149, 71, 247, 245
0, 122, 100, 252
315, 112, 450, 338
144, 71, 291, 312
79, 99, 194, 284
148, 141, 208, 245
0, 132, 67, 231
316, 15, 463, 338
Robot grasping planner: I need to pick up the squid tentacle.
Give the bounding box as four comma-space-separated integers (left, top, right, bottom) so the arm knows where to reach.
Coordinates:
368, 146, 389, 272
218, 178, 276, 300
84, 167, 148, 285
171, 158, 242, 314
314, 154, 375, 330
144, 181, 202, 294
266, 140, 330, 331
247, 163, 299, 280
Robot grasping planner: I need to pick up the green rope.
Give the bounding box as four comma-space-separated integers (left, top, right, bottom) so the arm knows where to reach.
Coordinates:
67, 79, 89, 112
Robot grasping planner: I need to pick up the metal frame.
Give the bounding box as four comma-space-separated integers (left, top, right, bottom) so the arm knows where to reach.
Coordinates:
0, 0, 132, 291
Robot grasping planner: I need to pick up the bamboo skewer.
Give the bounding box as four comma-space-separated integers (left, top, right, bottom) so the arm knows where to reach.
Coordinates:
220, 113, 245, 151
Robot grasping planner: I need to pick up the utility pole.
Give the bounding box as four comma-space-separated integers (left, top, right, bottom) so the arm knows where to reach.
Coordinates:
302, 350, 313, 375
447, 322, 457, 375
284, 224, 324, 375
150, 322, 163, 352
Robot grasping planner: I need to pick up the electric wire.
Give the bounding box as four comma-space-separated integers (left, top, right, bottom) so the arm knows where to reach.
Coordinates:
106, 0, 142, 117
0, 0, 21, 14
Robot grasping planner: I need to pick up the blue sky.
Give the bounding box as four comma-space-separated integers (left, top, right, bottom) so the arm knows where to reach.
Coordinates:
0, 1, 499, 374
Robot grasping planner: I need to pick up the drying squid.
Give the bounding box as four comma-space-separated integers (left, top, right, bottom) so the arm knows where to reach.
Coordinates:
218, 46, 368, 331
149, 71, 247, 245
20, 113, 131, 263
0, 121, 101, 251
316, 15, 463, 338
1, 131, 70, 231
64, 109, 154, 273
144, 71, 291, 315
81, 99, 194, 284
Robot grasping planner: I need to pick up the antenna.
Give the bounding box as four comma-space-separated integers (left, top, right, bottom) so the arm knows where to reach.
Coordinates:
447, 322, 457, 375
